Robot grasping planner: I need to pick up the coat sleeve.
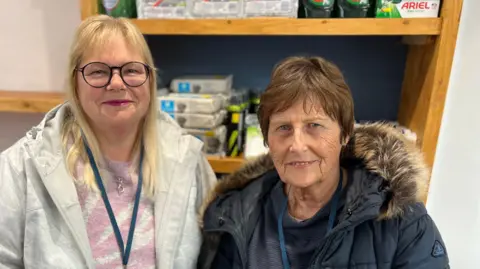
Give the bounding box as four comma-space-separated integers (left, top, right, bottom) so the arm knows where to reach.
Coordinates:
393, 204, 449, 269
0, 151, 26, 269
194, 154, 217, 215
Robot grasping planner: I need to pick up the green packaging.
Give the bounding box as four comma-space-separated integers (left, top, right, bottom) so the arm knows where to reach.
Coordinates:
98, 0, 137, 18
337, 0, 372, 18
376, 0, 440, 18
303, 0, 335, 18
225, 89, 249, 157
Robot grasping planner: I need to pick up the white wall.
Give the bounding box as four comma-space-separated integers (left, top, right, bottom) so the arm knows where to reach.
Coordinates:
0, 1, 80, 150
427, 1, 480, 268
0, 0, 80, 92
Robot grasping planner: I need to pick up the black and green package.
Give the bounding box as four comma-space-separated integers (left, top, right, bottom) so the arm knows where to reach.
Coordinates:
337, 0, 372, 18
249, 88, 261, 115
225, 89, 249, 157
303, 0, 335, 18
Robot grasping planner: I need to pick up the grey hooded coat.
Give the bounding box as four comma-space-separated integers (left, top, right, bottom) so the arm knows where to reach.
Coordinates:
0, 104, 217, 269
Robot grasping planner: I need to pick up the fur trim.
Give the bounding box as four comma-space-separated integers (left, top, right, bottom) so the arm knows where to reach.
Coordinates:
200, 122, 429, 222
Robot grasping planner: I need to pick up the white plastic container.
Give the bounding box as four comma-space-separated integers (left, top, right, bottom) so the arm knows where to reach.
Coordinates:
136, 0, 188, 19
185, 125, 227, 156
244, 114, 269, 159
243, 0, 298, 17
190, 0, 243, 18
166, 110, 227, 129
170, 75, 233, 94
158, 94, 224, 114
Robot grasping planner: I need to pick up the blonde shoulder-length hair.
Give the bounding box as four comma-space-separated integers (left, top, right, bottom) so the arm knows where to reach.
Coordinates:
61, 15, 159, 197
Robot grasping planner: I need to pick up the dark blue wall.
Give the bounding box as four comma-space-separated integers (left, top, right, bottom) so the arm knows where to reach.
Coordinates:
146, 35, 407, 121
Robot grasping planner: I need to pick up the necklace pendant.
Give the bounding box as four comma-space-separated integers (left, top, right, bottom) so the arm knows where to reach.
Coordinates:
116, 177, 125, 195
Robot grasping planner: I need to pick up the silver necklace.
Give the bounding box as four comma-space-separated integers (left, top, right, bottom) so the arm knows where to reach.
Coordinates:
115, 176, 125, 195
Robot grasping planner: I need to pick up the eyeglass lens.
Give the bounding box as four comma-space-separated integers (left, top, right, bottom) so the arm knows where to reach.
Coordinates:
82, 62, 148, 88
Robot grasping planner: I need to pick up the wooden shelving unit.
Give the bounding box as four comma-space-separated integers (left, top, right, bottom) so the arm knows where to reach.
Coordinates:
0, 0, 463, 178
131, 18, 442, 36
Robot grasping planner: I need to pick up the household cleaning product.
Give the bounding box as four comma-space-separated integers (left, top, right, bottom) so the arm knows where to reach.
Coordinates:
99, 0, 137, 18
303, 0, 335, 18
376, 0, 441, 18
337, 0, 372, 18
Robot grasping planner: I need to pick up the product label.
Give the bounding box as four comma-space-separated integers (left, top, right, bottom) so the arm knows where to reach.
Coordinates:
178, 82, 191, 93
376, 0, 440, 18
400, 1, 439, 11
308, 0, 333, 7
161, 100, 175, 112
346, 0, 369, 6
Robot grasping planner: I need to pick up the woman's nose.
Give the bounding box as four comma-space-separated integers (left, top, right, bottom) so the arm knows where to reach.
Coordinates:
106, 70, 124, 90
290, 128, 308, 152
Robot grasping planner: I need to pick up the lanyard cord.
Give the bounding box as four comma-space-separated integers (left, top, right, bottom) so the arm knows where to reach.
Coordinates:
84, 140, 144, 267
277, 168, 343, 269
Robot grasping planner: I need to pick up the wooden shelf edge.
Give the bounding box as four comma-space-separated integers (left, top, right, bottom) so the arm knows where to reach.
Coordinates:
133, 18, 442, 36
207, 156, 246, 174
0, 90, 64, 113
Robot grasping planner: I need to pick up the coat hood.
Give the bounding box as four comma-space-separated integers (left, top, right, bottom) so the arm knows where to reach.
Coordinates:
202, 122, 429, 220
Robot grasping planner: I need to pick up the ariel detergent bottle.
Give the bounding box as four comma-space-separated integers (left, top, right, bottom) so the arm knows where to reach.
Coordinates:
376, 0, 441, 18
303, 0, 335, 18
337, 0, 372, 18
99, 0, 137, 18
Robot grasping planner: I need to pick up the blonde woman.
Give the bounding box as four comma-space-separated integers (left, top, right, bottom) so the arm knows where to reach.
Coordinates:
0, 15, 216, 269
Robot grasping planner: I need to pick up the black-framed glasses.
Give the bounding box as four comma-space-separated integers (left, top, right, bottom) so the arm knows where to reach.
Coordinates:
75, 61, 150, 88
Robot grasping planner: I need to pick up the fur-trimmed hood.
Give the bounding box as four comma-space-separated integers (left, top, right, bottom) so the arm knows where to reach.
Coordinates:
202, 122, 429, 220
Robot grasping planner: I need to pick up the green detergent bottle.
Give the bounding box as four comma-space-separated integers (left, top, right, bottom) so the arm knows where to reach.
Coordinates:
337, 0, 372, 18
98, 0, 137, 18
303, 0, 335, 18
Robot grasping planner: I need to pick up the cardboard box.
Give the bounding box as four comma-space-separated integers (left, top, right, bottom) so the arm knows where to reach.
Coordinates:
171, 75, 233, 94
376, 0, 440, 18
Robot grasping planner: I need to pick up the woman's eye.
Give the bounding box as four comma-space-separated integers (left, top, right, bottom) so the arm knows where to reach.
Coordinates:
277, 125, 291, 131
88, 70, 108, 76
309, 123, 322, 128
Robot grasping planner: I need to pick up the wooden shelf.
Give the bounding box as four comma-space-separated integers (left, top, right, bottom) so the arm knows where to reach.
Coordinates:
132, 18, 442, 36
207, 156, 245, 174
0, 90, 64, 113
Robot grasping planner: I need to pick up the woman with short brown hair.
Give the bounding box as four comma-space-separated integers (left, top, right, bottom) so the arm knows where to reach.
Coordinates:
197, 56, 448, 269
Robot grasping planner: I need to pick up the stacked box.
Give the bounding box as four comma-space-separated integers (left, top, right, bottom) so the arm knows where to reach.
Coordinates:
136, 0, 298, 18
159, 75, 233, 156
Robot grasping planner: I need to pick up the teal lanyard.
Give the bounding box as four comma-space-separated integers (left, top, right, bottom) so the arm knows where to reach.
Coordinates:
277, 169, 343, 269
84, 140, 144, 268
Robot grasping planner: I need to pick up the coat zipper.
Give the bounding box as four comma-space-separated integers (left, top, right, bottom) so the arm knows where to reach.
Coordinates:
307, 232, 337, 268
308, 202, 383, 268
204, 226, 247, 269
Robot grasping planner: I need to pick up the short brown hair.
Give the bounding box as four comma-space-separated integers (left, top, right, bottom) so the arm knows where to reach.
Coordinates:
258, 56, 354, 144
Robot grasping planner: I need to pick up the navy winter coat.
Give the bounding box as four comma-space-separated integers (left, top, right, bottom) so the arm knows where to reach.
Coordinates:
198, 123, 449, 269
